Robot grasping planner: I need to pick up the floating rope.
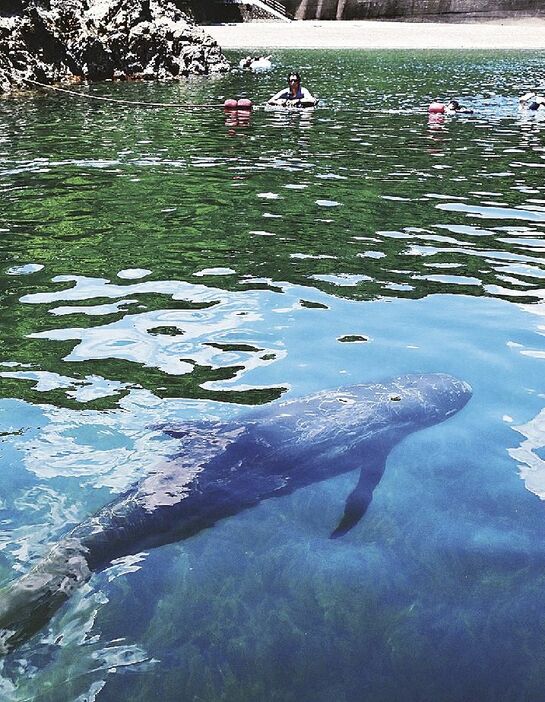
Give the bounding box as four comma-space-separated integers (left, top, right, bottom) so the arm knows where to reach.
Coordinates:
13, 74, 482, 117
19, 75, 228, 109
9, 74, 393, 114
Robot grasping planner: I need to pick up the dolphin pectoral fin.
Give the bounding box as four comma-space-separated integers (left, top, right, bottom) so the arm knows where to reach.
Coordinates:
330, 458, 387, 539
330, 483, 372, 539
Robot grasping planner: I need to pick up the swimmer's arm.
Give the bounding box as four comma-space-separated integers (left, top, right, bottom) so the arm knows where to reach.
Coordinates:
299, 87, 318, 106
267, 90, 288, 105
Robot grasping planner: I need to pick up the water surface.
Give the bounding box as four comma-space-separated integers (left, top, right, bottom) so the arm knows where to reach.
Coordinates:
0, 50, 544, 701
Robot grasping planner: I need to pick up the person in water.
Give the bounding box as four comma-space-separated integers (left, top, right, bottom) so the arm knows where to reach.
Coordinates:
268, 72, 318, 108
240, 55, 256, 69
446, 100, 474, 114
519, 92, 545, 111
240, 55, 272, 70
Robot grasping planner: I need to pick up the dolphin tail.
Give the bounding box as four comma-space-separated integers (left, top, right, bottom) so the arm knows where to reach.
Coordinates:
0, 538, 90, 654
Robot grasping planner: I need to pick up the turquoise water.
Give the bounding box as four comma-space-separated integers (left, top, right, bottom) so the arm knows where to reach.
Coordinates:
0, 49, 544, 700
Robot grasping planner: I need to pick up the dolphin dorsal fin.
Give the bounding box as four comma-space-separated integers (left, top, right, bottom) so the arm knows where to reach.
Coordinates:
330, 452, 388, 539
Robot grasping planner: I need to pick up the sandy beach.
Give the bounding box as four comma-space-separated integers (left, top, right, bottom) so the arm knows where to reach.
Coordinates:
206, 18, 545, 50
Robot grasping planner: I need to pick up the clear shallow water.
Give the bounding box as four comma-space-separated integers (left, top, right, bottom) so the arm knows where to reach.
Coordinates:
0, 49, 544, 701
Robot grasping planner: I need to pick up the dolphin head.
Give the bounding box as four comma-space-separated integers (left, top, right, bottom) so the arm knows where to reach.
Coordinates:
269, 373, 471, 456
314, 372, 472, 460
380, 372, 472, 427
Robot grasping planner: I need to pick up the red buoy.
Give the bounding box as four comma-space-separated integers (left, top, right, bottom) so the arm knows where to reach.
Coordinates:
224, 99, 238, 110
428, 102, 445, 114
237, 98, 253, 111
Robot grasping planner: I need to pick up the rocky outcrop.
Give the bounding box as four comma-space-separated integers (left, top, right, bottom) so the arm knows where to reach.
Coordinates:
282, 0, 545, 20
0, 0, 230, 94
189, 1, 290, 24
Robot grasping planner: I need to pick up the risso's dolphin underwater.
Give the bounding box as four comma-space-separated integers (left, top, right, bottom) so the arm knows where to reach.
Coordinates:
0, 373, 471, 653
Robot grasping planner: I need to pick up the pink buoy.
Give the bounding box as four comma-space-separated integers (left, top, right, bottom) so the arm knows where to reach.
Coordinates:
223, 99, 238, 110
237, 98, 253, 111
428, 102, 445, 114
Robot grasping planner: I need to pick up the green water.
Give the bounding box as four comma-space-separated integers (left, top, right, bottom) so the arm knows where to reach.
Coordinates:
0, 50, 544, 701
1, 50, 544, 409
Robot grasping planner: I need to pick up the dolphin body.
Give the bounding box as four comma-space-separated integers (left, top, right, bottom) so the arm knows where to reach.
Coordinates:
0, 373, 471, 652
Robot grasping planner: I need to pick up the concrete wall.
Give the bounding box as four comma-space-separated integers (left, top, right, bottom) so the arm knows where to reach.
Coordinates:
282, 0, 545, 21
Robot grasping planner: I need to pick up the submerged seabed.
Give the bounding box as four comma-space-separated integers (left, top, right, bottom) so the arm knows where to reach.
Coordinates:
0, 50, 544, 701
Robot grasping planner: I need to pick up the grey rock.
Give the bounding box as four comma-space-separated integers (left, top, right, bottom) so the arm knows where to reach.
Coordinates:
0, 0, 230, 93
